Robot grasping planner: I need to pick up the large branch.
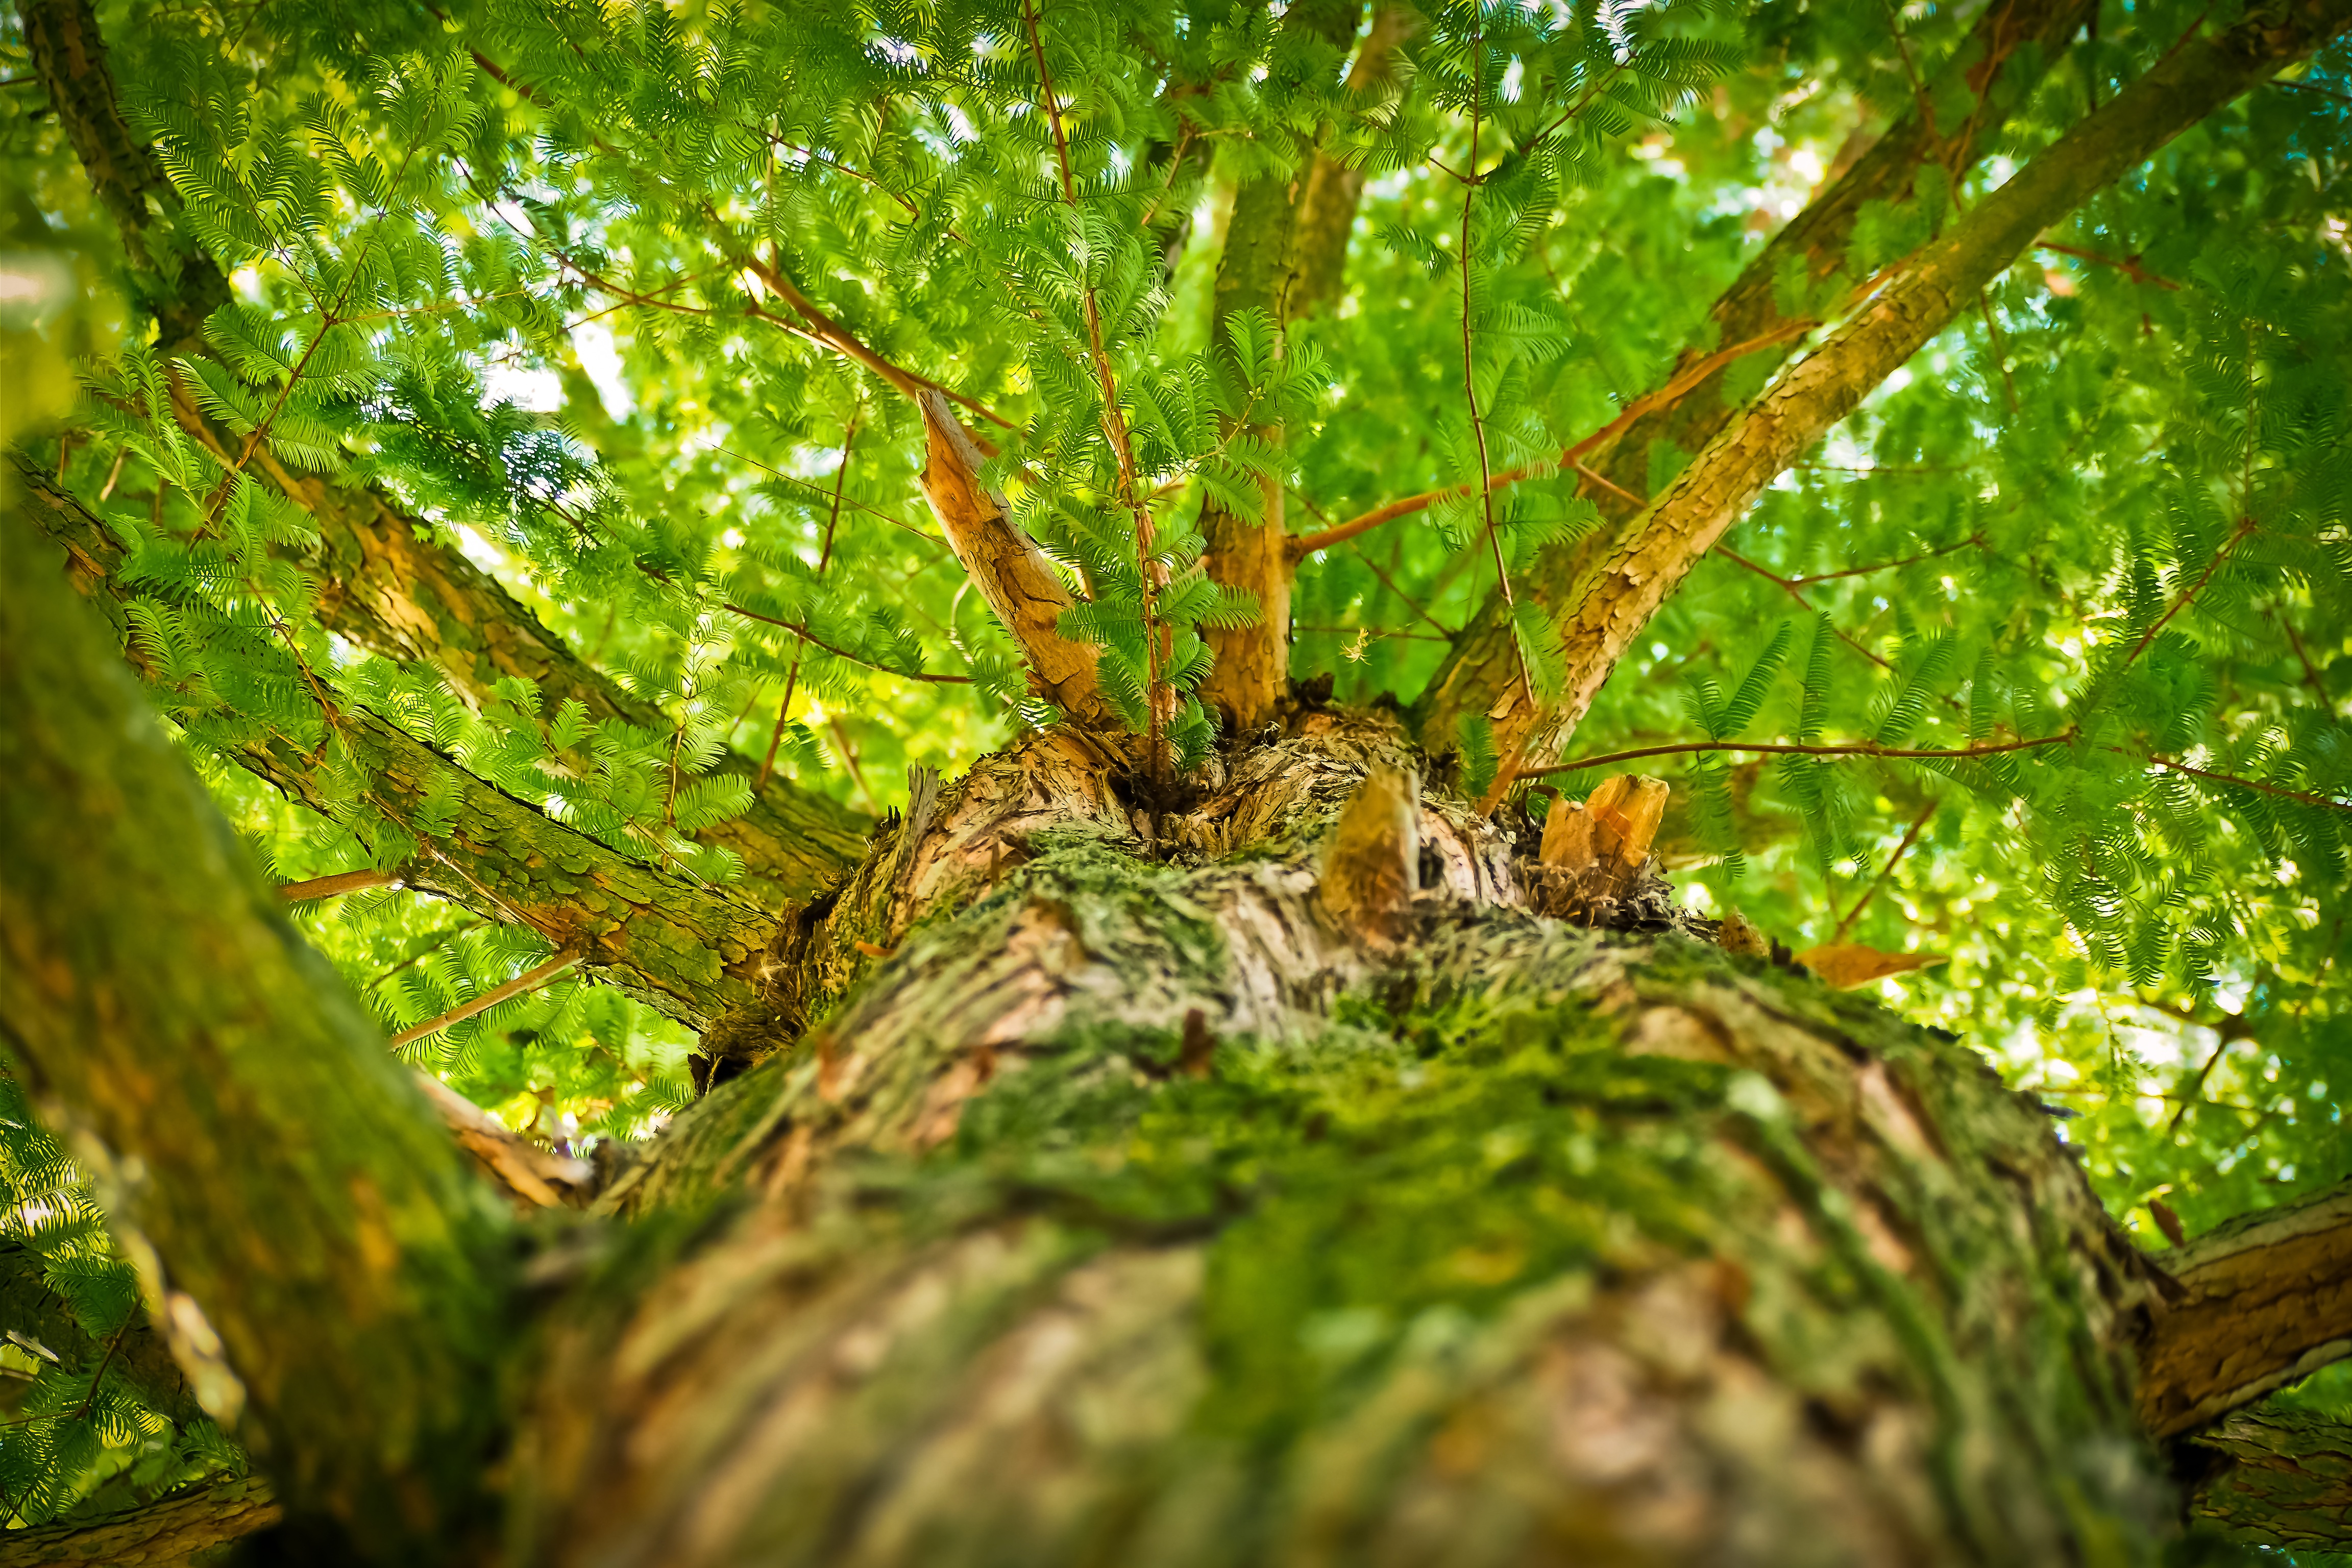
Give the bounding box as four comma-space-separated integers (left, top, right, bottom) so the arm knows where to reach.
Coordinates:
915, 390, 1112, 726
2185, 1406, 2352, 1549
2138, 1178, 2352, 1439
1472, 0, 2352, 785
18, 0, 225, 354
23, 0, 866, 906
1194, 0, 1400, 729
21, 460, 772, 1028
0, 501, 506, 1549
0, 1478, 281, 1567
1411, 0, 2098, 749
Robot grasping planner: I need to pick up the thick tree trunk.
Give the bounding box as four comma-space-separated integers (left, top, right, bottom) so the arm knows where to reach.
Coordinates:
503, 713, 2192, 1568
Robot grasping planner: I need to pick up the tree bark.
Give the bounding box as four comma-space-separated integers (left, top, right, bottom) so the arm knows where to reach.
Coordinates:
0, 502, 509, 1549
19, 458, 777, 1027
1453, 0, 2352, 785
0, 1477, 279, 1567
2138, 1177, 2352, 1438
916, 392, 1112, 726
2185, 1406, 2352, 1549
488, 717, 2200, 1568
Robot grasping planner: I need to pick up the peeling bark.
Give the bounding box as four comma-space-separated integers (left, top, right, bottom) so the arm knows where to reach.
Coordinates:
915, 390, 1111, 726
0, 503, 508, 1548
1459, 0, 2352, 782
2138, 1177, 2352, 1438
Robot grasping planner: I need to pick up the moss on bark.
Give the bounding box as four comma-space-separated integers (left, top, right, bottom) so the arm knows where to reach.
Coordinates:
0, 504, 510, 1549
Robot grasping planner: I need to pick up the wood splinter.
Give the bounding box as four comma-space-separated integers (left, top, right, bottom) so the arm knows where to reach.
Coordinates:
1320, 765, 1420, 938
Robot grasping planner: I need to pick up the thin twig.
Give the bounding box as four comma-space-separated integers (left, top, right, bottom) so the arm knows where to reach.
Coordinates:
1023, 0, 1169, 780
761, 409, 859, 788
2035, 241, 2182, 291
277, 867, 401, 902
1348, 542, 1455, 641
828, 715, 879, 815
1977, 290, 2020, 414
708, 444, 945, 547
65, 1323, 130, 1429
2141, 753, 2350, 814
1832, 798, 1939, 941
2117, 518, 2256, 672
1287, 320, 1811, 556
1785, 534, 1986, 583
1457, 14, 1533, 711
387, 951, 581, 1050
1518, 730, 2074, 779
724, 602, 972, 685
1714, 547, 1898, 673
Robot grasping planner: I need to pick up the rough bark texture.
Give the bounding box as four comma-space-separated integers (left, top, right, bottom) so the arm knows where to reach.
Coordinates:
0, 1478, 278, 1567
481, 713, 2200, 1568
0, 503, 508, 1547
2186, 1406, 2352, 1549
2138, 1177, 2352, 1438
1436, 0, 2352, 781
19, 460, 776, 1027
1413, 0, 2088, 749
23, 0, 867, 908
1195, 0, 1383, 730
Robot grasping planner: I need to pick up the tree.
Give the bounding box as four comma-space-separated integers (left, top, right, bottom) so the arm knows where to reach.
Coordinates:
0, 0, 2348, 1558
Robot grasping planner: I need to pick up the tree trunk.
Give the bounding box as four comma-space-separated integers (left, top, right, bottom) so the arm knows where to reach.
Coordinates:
497, 706, 2188, 1567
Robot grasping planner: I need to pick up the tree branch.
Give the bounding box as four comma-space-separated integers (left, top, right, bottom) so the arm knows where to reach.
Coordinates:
1194, 0, 1396, 728
21, 474, 775, 1026
1833, 797, 1940, 940
1475, 0, 2352, 789
0, 1478, 280, 1566
385, 952, 581, 1050
20, 0, 869, 905
2185, 1405, 2352, 1548
1287, 321, 1813, 557
1410, 0, 2103, 747
913, 389, 1110, 725
277, 868, 401, 902
1518, 731, 2075, 778
2138, 1177, 2352, 1438
1022, 0, 1170, 771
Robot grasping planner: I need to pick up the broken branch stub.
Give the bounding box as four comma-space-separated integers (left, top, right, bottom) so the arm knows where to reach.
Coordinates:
915, 389, 1111, 726
1319, 765, 1420, 938
1531, 775, 1671, 921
